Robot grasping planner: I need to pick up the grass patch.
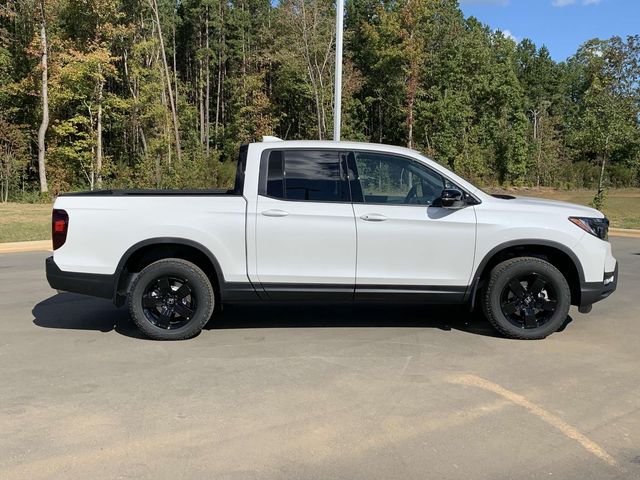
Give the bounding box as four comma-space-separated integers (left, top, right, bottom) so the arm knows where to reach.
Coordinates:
500, 188, 640, 229
0, 203, 51, 243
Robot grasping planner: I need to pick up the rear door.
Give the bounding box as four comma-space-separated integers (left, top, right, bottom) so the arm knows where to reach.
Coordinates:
255, 149, 357, 300
348, 150, 477, 302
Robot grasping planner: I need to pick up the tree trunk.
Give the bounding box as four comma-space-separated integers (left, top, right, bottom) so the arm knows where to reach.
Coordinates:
406, 56, 418, 149
198, 28, 205, 145
199, 58, 205, 145
123, 50, 147, 155
401, 2, 420, 151
312, 84, 323, 139
172, 20, 178, 105
536, 125, 543, 188
156, 43, 172, 168
149, 0, 181, 163
598, 136, 611, 196
597, 157, 607, 196
594, 136, 610, 209
300, 1, 323, 139
37, 0, 49, 193
205, 5, 210, 158
215, 48, 222, 145
241, 0, 246, 101
221, 56, 226, 140
96, 65, 104, 188
531, 109, 541, 187
214, 0, 223, 145
378, 99, 383, 143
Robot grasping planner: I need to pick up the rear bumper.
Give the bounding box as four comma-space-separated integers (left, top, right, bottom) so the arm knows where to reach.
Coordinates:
45, 256, 114, 300
579, 263, 618, 307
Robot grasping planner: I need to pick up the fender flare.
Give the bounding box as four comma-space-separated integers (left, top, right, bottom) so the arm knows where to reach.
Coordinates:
465, 239, 586, 309
113, 237, 226, 303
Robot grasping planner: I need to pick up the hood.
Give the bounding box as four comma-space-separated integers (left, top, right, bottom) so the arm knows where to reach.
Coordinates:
492, 195, 604, 218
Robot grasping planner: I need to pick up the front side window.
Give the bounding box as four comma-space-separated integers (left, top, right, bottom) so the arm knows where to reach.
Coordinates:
352, 152, 448, 206
264, 150, 348, 202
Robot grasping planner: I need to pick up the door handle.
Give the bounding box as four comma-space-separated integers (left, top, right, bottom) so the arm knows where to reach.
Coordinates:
360, 213, 387, 222
261, 209, 289, 217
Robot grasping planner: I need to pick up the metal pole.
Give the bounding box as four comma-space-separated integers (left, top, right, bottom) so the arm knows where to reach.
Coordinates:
333, 0, 344, 141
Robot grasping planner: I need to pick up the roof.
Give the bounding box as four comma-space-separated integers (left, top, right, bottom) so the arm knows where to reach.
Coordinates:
255, 139, 423, 158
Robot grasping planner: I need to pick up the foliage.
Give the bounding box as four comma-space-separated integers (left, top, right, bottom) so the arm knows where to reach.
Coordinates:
0, 0, 637, 200
0, 118, 29, 202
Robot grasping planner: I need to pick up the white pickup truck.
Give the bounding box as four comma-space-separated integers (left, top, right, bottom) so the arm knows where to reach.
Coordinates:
46, 139, 617, 340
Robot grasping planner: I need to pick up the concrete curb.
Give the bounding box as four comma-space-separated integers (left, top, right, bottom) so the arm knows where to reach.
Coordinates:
1, 228, 639, 255
0, 240, 52, 254
609, 228, 640, 239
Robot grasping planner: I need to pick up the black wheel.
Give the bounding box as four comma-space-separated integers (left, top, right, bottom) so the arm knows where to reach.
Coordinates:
127, 258, 215, 340
481, 257, 571, 340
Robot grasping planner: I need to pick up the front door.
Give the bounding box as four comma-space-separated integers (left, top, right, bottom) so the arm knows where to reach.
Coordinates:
348, 151, 477, 302
255, 149, 357, 300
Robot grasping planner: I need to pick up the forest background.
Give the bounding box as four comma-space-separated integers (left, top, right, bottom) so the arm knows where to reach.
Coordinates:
0, 0, 639, 216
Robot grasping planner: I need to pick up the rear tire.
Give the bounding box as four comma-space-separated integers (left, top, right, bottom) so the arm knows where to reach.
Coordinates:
128, 258, 215, 340
481, 257, 570, 340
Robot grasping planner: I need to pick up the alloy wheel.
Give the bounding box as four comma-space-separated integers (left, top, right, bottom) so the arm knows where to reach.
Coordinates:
141, 276, 197, 330
500, 273, 558, 329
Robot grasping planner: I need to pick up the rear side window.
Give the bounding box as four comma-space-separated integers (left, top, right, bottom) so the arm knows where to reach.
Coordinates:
266, 151, 284, 198
232, 144, 248, 194
263, 150, 349, 202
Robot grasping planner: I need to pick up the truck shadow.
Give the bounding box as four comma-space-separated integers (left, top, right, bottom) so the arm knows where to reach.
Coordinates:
207, 303, 503, 337
32, 293, 144, 338
32, 293, 572, 340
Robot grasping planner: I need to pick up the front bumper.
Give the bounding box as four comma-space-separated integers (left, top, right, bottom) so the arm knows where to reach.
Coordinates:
46, 256, 115, 300
579, 262, 618, 308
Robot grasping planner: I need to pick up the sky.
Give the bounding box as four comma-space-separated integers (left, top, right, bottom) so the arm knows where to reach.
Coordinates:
459, 0, 639, 61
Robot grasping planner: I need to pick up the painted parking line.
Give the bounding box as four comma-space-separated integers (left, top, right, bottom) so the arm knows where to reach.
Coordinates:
448, 373, 619, 468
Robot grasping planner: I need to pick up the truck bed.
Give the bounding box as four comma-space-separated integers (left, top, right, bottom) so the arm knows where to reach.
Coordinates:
60, 189, 237, 197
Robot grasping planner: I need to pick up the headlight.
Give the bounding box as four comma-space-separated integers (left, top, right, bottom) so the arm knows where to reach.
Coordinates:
569, 217, 609, 240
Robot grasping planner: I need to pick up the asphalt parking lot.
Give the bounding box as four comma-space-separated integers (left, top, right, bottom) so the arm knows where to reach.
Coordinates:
1, 237, 639, 480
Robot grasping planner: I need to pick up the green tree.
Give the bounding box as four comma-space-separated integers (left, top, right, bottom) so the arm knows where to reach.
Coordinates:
0, 118, 29, 202
0, 0, 638, 195
568, 39, 640, 206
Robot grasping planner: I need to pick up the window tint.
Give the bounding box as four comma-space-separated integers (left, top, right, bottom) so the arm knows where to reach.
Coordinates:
232, 144, 248, 194
353, 152, 447, 206
266, 151, 284, 198
265, 150, 348, 202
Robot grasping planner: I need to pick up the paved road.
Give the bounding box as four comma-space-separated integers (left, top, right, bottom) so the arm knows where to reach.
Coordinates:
1, 238, 639, 480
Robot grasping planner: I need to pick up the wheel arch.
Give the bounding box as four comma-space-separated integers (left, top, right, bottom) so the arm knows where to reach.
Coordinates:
113, 238, 225, 306
467, 239, 585, 310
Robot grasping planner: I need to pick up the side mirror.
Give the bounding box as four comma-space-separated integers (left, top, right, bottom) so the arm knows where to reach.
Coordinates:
440, 189, 465, 209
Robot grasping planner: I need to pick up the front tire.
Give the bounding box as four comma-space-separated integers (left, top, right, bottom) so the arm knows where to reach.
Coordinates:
128, 258, 215, 340
481, 257, 571, 340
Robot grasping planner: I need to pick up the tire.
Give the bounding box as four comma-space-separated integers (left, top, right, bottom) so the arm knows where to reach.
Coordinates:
481, 257, 571, 340
127, 258, 215, 340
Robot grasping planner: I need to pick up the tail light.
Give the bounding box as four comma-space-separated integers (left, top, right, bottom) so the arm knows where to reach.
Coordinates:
52, 209, 69, 250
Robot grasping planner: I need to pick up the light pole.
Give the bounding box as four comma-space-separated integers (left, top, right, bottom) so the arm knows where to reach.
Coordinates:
333, 0, 344, 141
